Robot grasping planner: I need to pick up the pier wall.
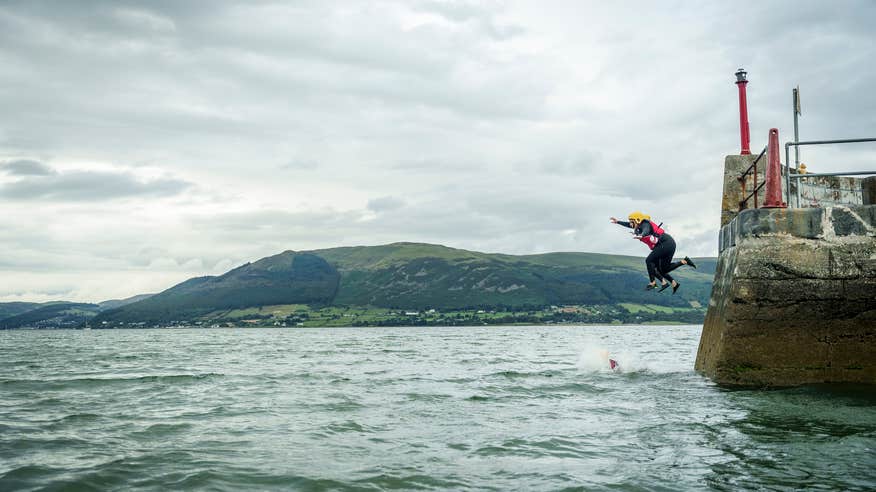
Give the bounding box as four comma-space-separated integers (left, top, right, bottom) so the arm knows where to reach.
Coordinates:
697, 155, 876, 387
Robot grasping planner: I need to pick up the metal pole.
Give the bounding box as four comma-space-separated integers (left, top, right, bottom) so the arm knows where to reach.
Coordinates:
789, 137, 876, 146
793, 87, 800, 171
785, 143, 792, 208
735, 69, 751, 155
796, 171, 802, 208
790, 171, 876, 177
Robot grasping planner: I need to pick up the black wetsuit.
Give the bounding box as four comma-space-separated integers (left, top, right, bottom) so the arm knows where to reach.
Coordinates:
616, 220, 685, 283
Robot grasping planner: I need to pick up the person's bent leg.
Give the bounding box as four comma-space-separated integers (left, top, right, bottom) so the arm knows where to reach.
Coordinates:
663, 259, 685, 273
652, 241, 674, 285
655, 239, 682, 292
656, 253, 674, 283
645, 251, 663, 283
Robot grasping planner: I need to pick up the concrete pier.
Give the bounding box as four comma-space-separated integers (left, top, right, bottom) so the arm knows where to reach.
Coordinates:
696, 155, 876, 387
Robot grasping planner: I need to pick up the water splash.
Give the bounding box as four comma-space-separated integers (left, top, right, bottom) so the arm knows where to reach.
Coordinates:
576, 346, 622, 373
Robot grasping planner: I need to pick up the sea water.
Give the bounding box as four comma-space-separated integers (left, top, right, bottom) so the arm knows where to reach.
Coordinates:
1, 325, 874, 491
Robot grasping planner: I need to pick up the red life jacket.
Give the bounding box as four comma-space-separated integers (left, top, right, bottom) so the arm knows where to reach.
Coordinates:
636, 220, 665, 250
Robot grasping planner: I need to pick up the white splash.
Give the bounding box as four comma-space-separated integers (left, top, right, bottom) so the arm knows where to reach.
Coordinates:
576, 346, 624, 373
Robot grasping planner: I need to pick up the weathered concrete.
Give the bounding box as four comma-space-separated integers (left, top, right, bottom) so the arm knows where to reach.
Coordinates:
863, 176, 876, 205
696, 205, 876, 387
793, 175, 866, 208
720, 154, 764, 227
720, 155, 873, 226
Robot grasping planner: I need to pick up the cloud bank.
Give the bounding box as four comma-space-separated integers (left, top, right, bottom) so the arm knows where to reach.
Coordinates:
1, 0, 874, 301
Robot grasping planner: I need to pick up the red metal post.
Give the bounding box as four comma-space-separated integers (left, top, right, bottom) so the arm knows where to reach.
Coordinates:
735, 68, 751, 155
763, 128, 786, 208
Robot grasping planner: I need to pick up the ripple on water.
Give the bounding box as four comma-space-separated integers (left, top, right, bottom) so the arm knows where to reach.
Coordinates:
130, 422, 197, 438
45, 413, 106, 429
0, 373, 224, 392
0, 466, 64, 490
486, 369, 565, 379
403, 392, 454, 403
474, 437, 602, 460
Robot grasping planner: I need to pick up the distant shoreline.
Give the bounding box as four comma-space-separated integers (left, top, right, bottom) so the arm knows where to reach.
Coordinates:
3, 321, 702, 331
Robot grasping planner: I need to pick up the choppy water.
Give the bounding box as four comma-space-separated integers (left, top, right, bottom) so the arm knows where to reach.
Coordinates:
1, 326, 874, 491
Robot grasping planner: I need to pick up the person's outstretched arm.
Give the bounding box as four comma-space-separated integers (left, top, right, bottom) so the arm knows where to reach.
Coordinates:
610, 217, 632, 228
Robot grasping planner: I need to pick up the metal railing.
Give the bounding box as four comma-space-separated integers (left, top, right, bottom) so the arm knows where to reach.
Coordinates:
784, 137, 876, 207
738, 145, 768, 210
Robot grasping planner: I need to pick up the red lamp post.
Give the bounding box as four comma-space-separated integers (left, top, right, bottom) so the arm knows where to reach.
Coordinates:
735, 68, 751, 155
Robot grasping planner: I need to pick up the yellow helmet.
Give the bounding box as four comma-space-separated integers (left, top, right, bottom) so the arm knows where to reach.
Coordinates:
628, 211, 650, 221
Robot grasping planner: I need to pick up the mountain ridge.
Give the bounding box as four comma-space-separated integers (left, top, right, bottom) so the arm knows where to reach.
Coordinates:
89, 242, 715, 326
2, 242, 716, 328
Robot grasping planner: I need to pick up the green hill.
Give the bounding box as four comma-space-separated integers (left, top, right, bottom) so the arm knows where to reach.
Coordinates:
318, 243, 714, 309
0, 302, 42, 320
94, 252, 340, 324
92, 243, 716, 326
0, 302, 100, 329
98, 294, 155, 311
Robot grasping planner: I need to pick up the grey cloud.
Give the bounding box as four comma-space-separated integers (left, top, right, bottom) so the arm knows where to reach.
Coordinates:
201, 4, 457, 79
33, 286, 75, 296
281, 159, 319, 171
2, 0, 876, 302
0, 286, 74, 297
390, 159, 474, 172
183, 180, 619, 255
1, 159, 56, 176
390, 159, 439, 171
675, 228, 722, 259
184, 208, 377, 259
367, 196, 406, 212
456, 188, 598, 237
0, 0, 551, 155
415, 0, 492, 22
414, 0, 525, 40
535, 151, 600, 176
0, 169, 191, 201
111, 6, 177, 33
124, 246, 173, 268
188, 209, 366, 239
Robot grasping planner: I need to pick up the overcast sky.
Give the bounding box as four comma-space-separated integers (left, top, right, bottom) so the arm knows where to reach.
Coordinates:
2, 0, 875, 302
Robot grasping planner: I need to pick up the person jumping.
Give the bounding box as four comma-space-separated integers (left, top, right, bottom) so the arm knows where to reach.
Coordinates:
610, 211, 696, 293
